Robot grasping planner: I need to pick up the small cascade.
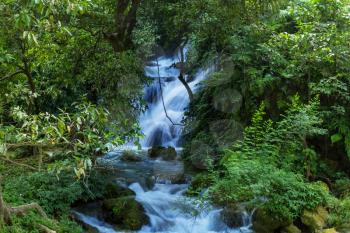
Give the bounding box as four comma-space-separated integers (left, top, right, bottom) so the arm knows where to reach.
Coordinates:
75, 180, 254, 233
128, 183, 253, 233
140, 49, 212, 148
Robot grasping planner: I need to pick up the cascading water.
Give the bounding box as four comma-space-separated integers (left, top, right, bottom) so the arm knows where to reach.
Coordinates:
140, 49, 210, 148
74, 49, 254, 233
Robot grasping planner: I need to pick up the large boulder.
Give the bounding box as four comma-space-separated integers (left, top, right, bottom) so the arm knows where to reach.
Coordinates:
103, 197, 149, 230
301, 207, 328, 232
252, 209, 291, 233
148, 146, 177, 160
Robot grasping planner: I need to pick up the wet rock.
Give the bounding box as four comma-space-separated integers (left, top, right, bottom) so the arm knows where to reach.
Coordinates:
220, 204, 244, 228
252, 208, 291, 233
104, 183, 135, 198
103, 197, 149, 231
148, 146, 177, 160
281, 224, 302, 233
301, 206, 328, 231
120, 150, 143, 162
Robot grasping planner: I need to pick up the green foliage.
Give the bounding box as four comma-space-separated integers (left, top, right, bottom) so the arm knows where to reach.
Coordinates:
211, 155, 330, 222
328, 196, 350, 228
0, 101, 124, 177
3, 172, 84, 215
207, 98, 331, 222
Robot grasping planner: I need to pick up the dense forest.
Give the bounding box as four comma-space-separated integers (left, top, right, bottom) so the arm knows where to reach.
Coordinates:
1, 0, 350, 232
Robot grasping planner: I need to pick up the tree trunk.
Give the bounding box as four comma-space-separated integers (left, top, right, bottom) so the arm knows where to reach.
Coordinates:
20, 41, 38, 113
105, 0, 141, 52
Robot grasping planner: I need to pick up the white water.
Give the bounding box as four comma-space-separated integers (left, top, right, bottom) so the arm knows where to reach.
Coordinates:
140, 49, 211, 148
75, 49, 253, 233
129, 183, 252, 233
76, 182, 253, 233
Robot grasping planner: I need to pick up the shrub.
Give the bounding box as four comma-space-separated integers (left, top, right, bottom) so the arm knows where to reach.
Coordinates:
211, 155, 331, 222
3, 172, 85, 216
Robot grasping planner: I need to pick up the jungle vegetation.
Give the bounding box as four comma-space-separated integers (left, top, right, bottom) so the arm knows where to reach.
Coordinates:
0, 0, 350, 232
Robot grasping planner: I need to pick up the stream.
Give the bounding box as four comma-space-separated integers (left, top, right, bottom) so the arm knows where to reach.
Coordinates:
75, 49, 253, 233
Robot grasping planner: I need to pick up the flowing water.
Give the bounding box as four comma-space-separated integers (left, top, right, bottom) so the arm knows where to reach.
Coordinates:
75, 49, 253, 233
140, 48, 211, 148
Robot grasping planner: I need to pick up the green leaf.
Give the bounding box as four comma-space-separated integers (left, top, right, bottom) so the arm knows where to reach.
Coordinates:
331, 133, 343, 143
57, 119, 66, 135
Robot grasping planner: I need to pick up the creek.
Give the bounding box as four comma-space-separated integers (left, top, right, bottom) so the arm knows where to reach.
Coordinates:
75, 49, 253, 233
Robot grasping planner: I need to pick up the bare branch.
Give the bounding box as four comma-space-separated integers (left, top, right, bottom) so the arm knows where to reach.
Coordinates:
156, 57, 184, 126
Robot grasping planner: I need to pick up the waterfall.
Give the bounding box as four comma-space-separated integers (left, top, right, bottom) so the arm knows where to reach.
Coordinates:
140, 49, 211, 148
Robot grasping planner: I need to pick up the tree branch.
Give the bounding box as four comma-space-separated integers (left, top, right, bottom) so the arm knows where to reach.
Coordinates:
156, 57, 184, 126
0, 157, 38, 171
0, 71, 24, 82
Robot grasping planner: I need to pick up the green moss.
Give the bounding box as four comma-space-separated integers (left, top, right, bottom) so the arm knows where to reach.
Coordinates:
103, 197, 149, 230
104, 183, 135, 198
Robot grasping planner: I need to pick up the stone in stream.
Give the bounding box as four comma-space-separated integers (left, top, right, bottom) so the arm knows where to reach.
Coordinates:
102, 196, 149, 231
148, 146, 177, 160
120, 150, 143, 162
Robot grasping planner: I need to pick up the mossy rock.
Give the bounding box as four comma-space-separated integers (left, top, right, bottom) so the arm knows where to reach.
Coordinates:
220, 204, 244, 228
148, 146, 177, 160
281, 224, 302, 233
104, 183, 135, 199
120, 150, 142, 162
103, 197, 149, 230
252, 209, 291, 233
301, 207, 328, 231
